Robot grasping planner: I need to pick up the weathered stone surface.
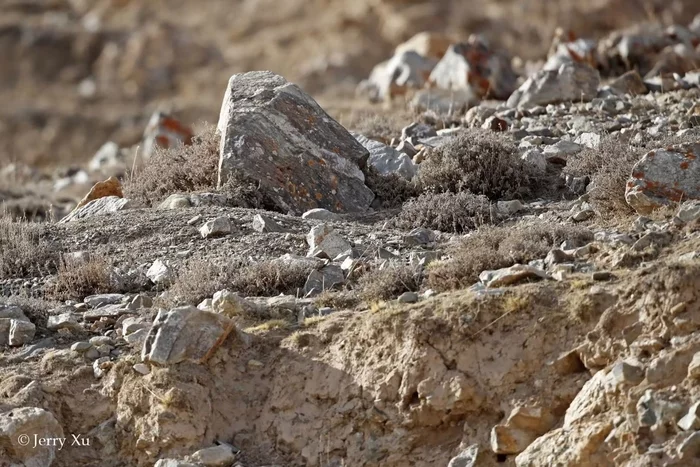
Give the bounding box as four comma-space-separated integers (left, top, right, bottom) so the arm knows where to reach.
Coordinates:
542, 140, 583, 163
142, 306, 235, 365
480, 264, 548, 288
303, 265, 344, 296
507, 62, 600, 108
217, 71, 374, 214
83, 304, 132, 321
47, 313, 82, 332
252, 214, 285, 233
447, 444, 479, 467
59, 196, 131, 223
0, 407, 64, 467
688, 351, 700, 379
353, 133, 417, 180
187, 444, 237, 466
84, 293, 125, 308
429, 37, 517, 100
142, 111, 194, 158
306, 224, 351, 259
608, 69, 648, 96
211, 290, 260, 317
146, 259, 174, 285
625, 143, 700, 214
491, 406, 555, 455
200, 216, 232, 238
363, 51, 436, 101
676, 200, 700, 224
514, 422, 612, 467
8, 319, 35, 346
301, 208, 340, 221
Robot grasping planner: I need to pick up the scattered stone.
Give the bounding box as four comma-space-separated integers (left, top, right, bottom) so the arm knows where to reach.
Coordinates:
362, 51, 436, 102
251, 214, 285, 233
447, 444, 479, 467
211, 290, 259, 317
71, 341, 92, 352
59, 196, 131, 223
146, 259, 174, 285
142, 111, 194, 158
497, 200, 525, 215
200, 216, 232, 238
302, 208, 341, 221
142, 306, 235, 365
675, 200, 700, 224
187, 444, 237, 466
507, 62, 600, 108
608, 69, 648, 96
93, 356, 111, 378
429, 38, 517, 100
491, 406, 555, 454
306, 224, 352, 259
542, 139, 582, 164
354, 133, 417, 180
84, 293, 125, 308
550, 349, 586, 376
133, 363, 150, 375
480, 264, 548, 288
626, 143, 700, 214
0, 407, 64, 467
217, 71, 374, 213
574, 132, 602, 149
187, 214, 202, 225
304, 265, 344, 296
404, 227, 435, 247
610, 360, 645, 386
8, 320, 35, 346
688, 352, 700, 379
397, 291, 419, 304
401, 122, 437, 141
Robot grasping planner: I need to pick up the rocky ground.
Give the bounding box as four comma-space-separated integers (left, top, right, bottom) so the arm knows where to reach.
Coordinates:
4, 2, 700, 467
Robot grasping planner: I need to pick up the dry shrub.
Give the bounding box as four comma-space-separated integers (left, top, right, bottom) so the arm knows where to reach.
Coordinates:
314, 290, 360, 310
166, 258, 315, 305
358, 263, 422, 302
124, 125, 219, 206
364, 166, 420, 208
49, 256, 117, 301
427, 221, 593, 291
344, 111, 416, 144
396, 191, 493, 233
0, 216, 56, 279
419, 129, 534, 200
565, 136, 645, 216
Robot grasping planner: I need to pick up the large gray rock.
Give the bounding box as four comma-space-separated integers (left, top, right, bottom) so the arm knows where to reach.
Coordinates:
429, 39, 517, 100
58, 196, 131, 223
142, 306, 235, 365
353, 133, 417, 180
217, 71, 374, 214
362, 51, 436, 102
0, 307, 35, 346
507, 62, 600, 109
0, 407, 64, 467
625, 143, 700, 214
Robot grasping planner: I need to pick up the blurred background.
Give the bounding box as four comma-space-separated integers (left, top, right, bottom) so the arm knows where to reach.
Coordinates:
2, 0, 700, 171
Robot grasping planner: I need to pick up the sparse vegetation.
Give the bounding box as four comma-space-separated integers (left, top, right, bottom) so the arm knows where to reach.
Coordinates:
396, 191, 493, 233
364, 166, 420, 209
48, 256, 117, 301
344, 111, 416, 144
564, 136, 645, 217
358, 263, 422, 302
418, 130, 535, 200
245, 319, 291, 333
427, 221, 594, 291
314, 290, 361, 310
0, 215, 57, 279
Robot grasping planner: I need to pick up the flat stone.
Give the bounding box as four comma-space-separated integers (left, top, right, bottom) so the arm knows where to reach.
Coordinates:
83, 304, 132, 321
133, 363, 150, 375
200, 216, 232, 238
626, 143, 700, 214
71, 341, 92, 352
217, 71, 374, 214
59, 196, 131, 223
187, 445, 237, 467
142, 306, 235, 365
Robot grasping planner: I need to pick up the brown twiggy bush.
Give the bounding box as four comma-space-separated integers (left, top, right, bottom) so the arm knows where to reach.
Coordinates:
0, 215, 57, 279
48, 256, 117, 301
357, 263, 422, 302
396, 191, 493, 233
419, 129, 534, 200
427, 221, 594, 291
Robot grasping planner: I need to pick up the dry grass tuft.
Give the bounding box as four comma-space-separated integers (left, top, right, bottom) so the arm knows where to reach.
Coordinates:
166, 258, 315, 305
358, 263, 422, 302
0, 215, 57, 279
48, 256, 117, 301
427, 221, 593, 291
314, 290, 360, 310
364, 166, 420, 209
419, 129, 534, 200
564, 136, 645, 217
396, 191, 493, 233
124, 125, 219, 206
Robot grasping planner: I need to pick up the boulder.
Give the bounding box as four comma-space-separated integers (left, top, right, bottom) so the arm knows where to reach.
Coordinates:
303, 265, 345, 296
353, 133, 417, 180
515, 422, 612, 467
429, 37, 517, 100
363, 51, 436, 101
146, 259, 174, 285
142, 111, 194, 158
142, 306, 235, 365
0, 407, 64, 467
59, 196, 131, 223
306, 224, 351, 259
507, 62, 600, 109
217, 71, 374, 214
625, 143, 700, 214
200, 216, 232, 238
252, 214, 285, 233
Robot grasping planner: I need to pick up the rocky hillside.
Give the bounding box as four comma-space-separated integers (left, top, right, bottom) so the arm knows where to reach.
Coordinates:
3, 2, 700, 467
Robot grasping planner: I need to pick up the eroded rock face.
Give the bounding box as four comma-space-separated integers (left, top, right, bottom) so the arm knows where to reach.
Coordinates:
142, 306, 235, 365
507, 62, 600, 108
59, 196, 132, 223
217, 71, 374, 214
626, 143, 700, 214
0, 407, 64, 467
